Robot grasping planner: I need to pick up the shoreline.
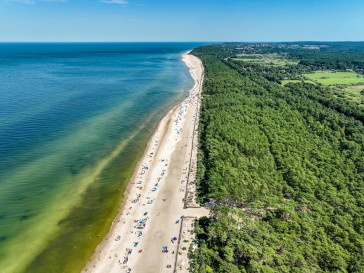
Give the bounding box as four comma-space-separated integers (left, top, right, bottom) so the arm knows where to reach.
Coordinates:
82, 51, 208, 273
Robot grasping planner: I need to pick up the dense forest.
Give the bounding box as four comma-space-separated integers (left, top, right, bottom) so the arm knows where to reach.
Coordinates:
189, 43, 364, 273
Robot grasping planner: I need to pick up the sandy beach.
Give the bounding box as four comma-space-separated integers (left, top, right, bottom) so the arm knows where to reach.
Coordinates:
83, 52, 208, 273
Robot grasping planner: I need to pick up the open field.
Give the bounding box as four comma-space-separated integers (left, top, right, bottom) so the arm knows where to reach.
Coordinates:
334, 84, 364, 106
281, 79, 316, 85
232, 53, 299, 66
282, 80, 364, 107
344, 84, 364, 95
303, 71, 364, 85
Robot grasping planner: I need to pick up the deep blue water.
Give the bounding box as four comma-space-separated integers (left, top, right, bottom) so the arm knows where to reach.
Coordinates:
0, 42, 202, 273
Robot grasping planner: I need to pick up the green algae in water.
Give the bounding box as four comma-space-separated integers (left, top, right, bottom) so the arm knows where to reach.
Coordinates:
25, 126, 148, 273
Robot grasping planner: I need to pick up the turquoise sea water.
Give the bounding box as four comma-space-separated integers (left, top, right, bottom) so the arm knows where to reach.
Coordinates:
0, 43, 200, 273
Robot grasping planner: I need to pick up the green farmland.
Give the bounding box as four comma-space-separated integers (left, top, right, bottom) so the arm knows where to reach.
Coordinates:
232, 54, 299, 67
281, 79, 316, 86
303, 71, 364, 85
232, 58, 299, 67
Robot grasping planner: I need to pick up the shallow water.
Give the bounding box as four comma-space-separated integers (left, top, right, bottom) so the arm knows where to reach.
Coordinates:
0, 43, 200, 273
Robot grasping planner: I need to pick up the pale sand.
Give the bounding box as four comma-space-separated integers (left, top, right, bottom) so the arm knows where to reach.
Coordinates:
82, 52, 208, 273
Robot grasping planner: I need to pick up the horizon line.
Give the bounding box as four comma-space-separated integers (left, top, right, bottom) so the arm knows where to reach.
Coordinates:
1, 40, 364, 43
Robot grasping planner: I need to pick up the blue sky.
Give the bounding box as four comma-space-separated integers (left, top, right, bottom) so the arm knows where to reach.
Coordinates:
1, 0, 364, 42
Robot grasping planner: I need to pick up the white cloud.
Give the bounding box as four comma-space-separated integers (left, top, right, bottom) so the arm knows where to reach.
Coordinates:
101, 0, 128, 4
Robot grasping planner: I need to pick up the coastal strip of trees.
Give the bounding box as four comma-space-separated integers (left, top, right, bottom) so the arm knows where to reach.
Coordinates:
189, 44, 364, 273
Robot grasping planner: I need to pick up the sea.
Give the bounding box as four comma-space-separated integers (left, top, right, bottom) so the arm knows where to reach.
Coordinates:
0, 42, 202, 273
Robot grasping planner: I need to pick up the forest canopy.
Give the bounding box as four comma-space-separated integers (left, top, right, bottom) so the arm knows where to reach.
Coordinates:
189, 42, 364, 273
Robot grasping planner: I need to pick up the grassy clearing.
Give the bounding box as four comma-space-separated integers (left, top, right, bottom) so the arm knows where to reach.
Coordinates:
303, 71, 364, 85
233, 58, 264, 62
333, 85, 364, 106
344, 84, 364, 94
281, 80, 316, 85
232, 53, 298, 67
